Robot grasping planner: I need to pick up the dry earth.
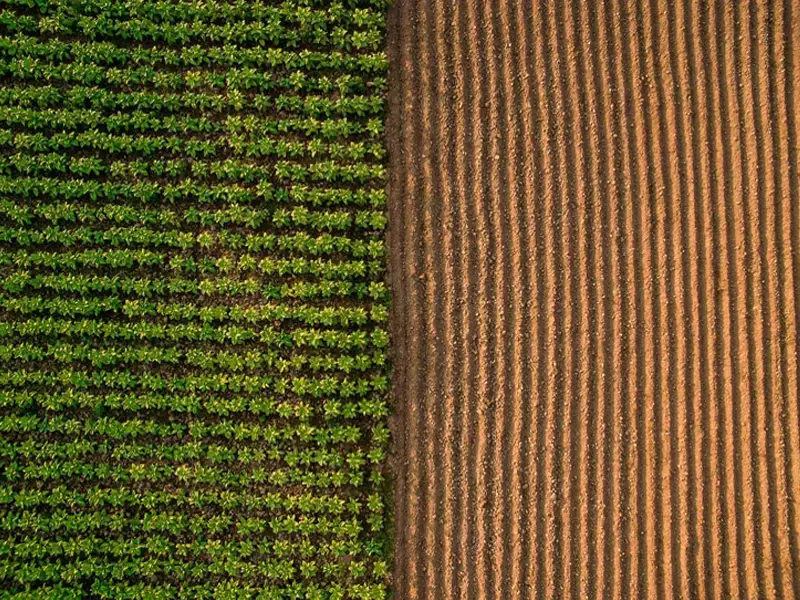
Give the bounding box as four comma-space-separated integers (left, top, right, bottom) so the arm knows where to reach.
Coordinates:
387, 1, 800, 598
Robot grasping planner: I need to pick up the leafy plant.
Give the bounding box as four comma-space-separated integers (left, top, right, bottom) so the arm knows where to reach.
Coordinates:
0, 0, 390, 596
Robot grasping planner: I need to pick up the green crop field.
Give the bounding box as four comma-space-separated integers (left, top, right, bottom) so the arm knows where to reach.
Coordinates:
0, 1, 390, 598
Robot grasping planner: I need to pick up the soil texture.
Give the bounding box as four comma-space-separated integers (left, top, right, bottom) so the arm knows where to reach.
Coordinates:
387, 0, 800, 598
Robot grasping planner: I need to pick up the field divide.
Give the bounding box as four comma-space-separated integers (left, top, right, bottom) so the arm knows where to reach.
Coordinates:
387, 1, 800, 598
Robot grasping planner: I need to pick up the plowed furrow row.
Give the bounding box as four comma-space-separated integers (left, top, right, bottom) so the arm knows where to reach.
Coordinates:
388, 1, 800, 598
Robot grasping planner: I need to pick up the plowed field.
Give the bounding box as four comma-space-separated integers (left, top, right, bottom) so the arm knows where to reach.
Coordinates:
387, 1, 800, 598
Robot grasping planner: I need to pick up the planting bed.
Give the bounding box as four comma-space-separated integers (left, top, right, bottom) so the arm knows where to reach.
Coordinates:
388, 1, 800, 598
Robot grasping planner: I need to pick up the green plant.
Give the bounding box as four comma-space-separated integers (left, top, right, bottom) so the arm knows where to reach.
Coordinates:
0, 0, 391, 597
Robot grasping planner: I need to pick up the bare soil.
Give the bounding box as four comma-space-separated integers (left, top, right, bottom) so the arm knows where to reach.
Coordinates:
386, 1, 800, 598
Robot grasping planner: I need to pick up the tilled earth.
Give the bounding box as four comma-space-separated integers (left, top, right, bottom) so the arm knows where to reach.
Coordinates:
387, 1, 800, 598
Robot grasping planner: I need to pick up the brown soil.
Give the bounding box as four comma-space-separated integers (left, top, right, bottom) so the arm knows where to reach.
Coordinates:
386, 1, 800, 598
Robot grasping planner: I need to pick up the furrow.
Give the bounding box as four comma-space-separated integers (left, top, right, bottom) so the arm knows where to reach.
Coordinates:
387, 2, 800, 598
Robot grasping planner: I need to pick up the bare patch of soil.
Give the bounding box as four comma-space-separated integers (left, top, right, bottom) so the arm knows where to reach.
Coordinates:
387, 1, 800, 598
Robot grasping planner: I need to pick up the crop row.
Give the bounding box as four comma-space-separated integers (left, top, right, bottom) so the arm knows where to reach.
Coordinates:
1, 154, 386, 184
0, 317, 388, 352
2, 579, 386, 600
0, 11, 384, 52
0, 485, 359, 514
0, 316, 389, 347
0, 229, 385, 260
0, 341, 384, 373
0, 0, 390, 595
0, 94, 384, 128
2, 178, 386, 206
0, 251, 382, 282
2, 271, 389, 301
2, 582, 385, 600
0, 295, 388, 326
0, 193, 385, 226
0, 42, 387, 74
0, 414, 386, 447
3, 132, 389, 167
0, 83, 386, 113
0, 207, 387, 235
0, 387, 389, 422
1, 536, 373, 570
2, 155, 385, 183
0, 0, 385, 24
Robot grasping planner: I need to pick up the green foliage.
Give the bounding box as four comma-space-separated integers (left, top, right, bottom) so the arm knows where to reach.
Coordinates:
0, 0, 390, 597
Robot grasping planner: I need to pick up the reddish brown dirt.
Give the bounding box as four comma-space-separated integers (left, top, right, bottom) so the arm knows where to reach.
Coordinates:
386, 1, 800, 598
